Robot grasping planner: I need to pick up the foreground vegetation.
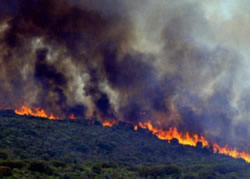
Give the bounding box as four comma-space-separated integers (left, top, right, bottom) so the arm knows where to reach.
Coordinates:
0, 110, 249, 178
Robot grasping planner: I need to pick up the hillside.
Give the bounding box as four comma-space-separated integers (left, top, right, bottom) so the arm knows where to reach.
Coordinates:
0, 110, 249, 178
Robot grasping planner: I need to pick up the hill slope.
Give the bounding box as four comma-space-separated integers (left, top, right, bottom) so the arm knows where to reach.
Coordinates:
0, 110, 249, 178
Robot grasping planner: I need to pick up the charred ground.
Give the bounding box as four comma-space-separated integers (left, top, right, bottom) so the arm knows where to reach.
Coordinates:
0, 111, 249, 178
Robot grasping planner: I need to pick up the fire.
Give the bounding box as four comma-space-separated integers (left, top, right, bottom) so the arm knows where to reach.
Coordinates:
138, 121, 250, 163
102, 120, 116, 127
69, 114, 76, 120
213, 144, 250, 163
138, 121, 209, 147
14, 105, 59, 120
134, 125, 138, 131
11, 106, 250, 163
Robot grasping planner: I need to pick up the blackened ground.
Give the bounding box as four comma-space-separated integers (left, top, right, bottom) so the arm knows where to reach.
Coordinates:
0, 110, 249, 178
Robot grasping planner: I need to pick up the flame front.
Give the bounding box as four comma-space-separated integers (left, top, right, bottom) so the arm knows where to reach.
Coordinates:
69, 114, 76, 120
138, 121, 250, 163
12, 106, 250, 163
138, 121, 209, 147
15, 106, 59, 120
102, 120, 116, 127
213, 144, 250, 163
134, 125, 138, 131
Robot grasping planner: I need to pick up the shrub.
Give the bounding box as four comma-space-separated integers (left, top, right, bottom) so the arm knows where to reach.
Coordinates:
92, 165, 102, 174
165, 165, 182, 175
0, 160, 26, 169
74, 144, 88, 153
97, 142, 114, 153
184, 175, 196, 179
213, 164, 240, 174
197, 170, 217, 179
50, 160, 66, 168
0, 166, 12, 176
171, 139, 179, 145
139, 165, 181, 177
101, 162, 117, 169
28, 161, 52, 174
0, 151, 8, 160
139, 166, 166, 177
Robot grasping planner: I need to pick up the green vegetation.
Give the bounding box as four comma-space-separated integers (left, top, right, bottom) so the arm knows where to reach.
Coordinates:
0, 110, 249, 178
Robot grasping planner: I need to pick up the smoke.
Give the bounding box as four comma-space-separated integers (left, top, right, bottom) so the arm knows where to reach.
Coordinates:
1, 0, 250, 151
0, 0, 130, 117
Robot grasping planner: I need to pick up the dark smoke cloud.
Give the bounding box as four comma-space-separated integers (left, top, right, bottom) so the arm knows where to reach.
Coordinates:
0, 0, 250, 152
0, 0, 130, 118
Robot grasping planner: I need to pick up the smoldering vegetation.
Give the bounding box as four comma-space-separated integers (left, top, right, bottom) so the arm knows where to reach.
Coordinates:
0, 0, 249, 152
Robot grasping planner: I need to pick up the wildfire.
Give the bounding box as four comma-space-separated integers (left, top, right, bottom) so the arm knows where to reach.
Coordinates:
102, 120, 116, 127
213, 144, 250, 163
138, 121, 250, 163
138, 121, 209, 147
69, 114, 76, 120
134, 125, 138, 131
10, 106, 250, 163
14, 105, 59, 120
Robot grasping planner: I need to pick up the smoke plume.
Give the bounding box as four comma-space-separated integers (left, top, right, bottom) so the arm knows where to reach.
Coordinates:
0, 0, 250, 152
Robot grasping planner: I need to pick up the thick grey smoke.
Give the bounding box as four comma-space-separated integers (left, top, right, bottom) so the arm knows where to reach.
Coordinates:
0, 0, 249, 151
131, 0, 250, 150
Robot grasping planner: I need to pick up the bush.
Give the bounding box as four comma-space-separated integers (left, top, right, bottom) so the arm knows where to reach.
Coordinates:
139, 166, 166, 177
0, 151, 8, 160
0, 160, 26, 169
92, 164, 102, 174
28, 161, 52, 174
197, 170, 217, 179
165, 165, 182, 175
50, 160, 66, 168
213, 164, 240, 174
0, 166, 12, 176
139, 165, 181, 177
184, 175, 196, 179
74, 143, 88, 153
97, 142, 114, 153
101, 162, 117, 169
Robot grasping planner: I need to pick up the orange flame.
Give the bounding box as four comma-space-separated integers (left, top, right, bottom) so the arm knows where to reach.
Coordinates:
12, 106, 250, 163
102, 120, 116, 127
134, 125, 138, 131
138, 121, 250, 163
139, 121, 209, 147
69, 114, 76, 120
213, 144, 250, 163
15, 105, 59, 120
